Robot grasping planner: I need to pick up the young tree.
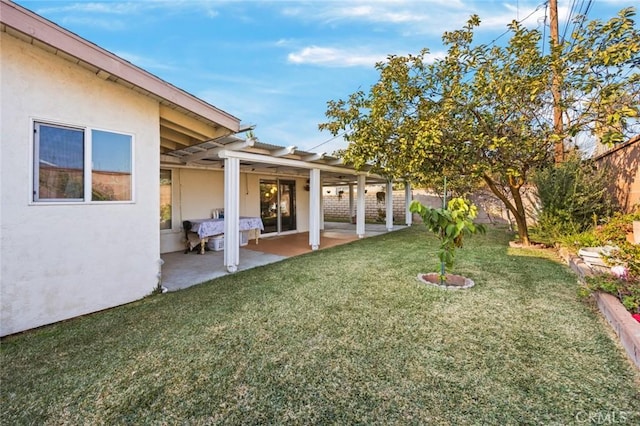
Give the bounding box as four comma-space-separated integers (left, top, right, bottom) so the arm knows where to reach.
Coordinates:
320, 9, 639, 245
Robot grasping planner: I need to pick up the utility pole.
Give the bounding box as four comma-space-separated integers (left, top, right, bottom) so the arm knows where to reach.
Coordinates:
549, 0, 564, 162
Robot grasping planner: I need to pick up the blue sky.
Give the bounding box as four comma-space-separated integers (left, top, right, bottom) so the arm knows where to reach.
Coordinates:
16, 0, 636, 154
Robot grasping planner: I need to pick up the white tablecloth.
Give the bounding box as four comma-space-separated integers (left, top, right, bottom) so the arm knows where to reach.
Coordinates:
189, 217, 264, 239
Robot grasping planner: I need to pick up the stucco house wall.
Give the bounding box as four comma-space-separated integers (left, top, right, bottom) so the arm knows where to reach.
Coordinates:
1, 31, 161, 336
1, 0, 385, 334
159, 170, 311, 254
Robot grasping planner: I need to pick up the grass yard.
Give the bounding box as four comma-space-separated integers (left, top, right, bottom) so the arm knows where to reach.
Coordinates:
2, 226, 639, 424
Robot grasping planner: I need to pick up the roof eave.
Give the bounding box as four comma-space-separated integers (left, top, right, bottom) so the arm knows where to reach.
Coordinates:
0, 0, 240, 133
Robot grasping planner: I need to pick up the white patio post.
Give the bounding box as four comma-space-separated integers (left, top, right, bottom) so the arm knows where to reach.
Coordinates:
386, 180, 394, 231
223, 156, 240, 272
405, 180, 413, 226
348, 183, 354, 223
309, 168, 321, 250
320, 175, 325, 231
356, 174, 366, 238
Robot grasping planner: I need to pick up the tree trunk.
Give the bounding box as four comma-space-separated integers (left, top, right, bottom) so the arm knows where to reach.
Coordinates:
510, 194, 530, 245
508, 182, 530, 245
482, 174, 531, 245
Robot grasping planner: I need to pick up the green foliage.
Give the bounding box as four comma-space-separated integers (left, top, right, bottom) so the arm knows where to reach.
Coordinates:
584, 274, 640, 314
410, 197, 486, 273
592, 210, 640, 278
320, 8, 639, 247
160, 203, 172, 223
561, 7, 640, 145
575, 209, 640, 314
530, 154, 617, 244
557, 231, 601, 251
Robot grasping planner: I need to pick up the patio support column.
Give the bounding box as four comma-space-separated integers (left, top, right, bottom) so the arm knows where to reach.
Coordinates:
320, 175, 325, 231
405, 181, 412, 226
309, 168, 321, 250
224, 156, 240, 272
356, 174, 366, 238
348, 183, 354, 223
386, 180, 394, 231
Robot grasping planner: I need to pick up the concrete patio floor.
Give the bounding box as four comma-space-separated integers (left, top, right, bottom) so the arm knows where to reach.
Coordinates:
160, 222, 406, 291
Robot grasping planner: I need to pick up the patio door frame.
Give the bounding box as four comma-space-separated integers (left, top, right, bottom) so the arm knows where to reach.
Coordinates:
260, 178, 297, 236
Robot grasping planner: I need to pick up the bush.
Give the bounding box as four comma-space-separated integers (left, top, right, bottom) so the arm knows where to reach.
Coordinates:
530, 154, 617, 245
578, 209, 640, 314
585, 274, 640, 313
590, 210, 640, 277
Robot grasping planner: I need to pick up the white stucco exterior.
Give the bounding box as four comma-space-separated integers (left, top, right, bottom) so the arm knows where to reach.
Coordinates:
0, 0, 388, 335
0, 32, 160, 336
158, 168, 310, 253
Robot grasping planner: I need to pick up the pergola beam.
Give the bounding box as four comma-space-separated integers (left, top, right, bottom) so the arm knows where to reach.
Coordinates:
184, 138, 255, 163
303, 152, 325, 162
217, 149, 382, 178
271, 146, 296, 157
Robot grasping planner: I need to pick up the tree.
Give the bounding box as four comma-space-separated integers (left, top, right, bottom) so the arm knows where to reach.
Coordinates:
410, 197, 486, 285
560, 8, 640, 147
320, 9, 639, 245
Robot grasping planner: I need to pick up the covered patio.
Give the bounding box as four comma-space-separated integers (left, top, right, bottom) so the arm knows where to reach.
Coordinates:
160, 222, 406, 291
161, 135, 414, 274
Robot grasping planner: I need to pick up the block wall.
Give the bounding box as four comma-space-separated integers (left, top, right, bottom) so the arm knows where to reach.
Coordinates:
323, 190, 407, 222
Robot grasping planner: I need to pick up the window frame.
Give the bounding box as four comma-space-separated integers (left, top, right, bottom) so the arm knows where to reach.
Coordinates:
32, 119, 135, 205
159, 168, 173, 231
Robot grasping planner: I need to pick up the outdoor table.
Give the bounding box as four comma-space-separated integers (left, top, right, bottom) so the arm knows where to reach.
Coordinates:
187, 217, 264, 254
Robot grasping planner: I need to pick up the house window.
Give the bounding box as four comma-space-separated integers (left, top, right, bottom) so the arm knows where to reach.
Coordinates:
91, 129, 132, 201
34, 123, 84, 200
160, 169, 172, 230
33, 122, 132, 202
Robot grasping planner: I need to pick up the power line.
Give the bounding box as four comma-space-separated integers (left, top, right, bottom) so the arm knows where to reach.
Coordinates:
487, 1, 548, 47
308, 131, 347, 152
566, 0, 594, 53
542, 2, 548, 56
311, 1, 550, 153
561, 0, 580, 43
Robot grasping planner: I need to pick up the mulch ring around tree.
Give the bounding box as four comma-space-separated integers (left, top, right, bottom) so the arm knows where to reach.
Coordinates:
417, 272, 475, 290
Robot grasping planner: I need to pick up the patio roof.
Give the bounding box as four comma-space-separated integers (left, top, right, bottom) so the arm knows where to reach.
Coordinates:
2, 0, 388, 185
161, 135, 390, 185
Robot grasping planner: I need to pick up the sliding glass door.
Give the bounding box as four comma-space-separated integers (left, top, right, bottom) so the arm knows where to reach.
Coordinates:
260, 179, 296, 234
279, 180, 296, 232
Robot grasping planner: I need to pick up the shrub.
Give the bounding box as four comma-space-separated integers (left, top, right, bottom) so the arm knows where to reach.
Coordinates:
530, 154, 617, 245
578, 209, 640, 314
585, 274, 640, 313
591, 210, 640, 278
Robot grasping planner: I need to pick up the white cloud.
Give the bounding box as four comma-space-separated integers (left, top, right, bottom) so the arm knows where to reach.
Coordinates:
37, 2, 148, 16
288, 46, 387, 67
279, 1, 480, 34
59, 16, 127, 31
33, 0, 220, 30
277, 0, 571, 38
288, 45, 445, 67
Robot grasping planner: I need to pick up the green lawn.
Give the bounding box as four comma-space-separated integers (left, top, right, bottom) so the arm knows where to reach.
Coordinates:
2, 226, 639, 424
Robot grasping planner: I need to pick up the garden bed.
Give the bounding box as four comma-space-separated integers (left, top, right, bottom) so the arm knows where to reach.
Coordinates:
559, 247, 640, 370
